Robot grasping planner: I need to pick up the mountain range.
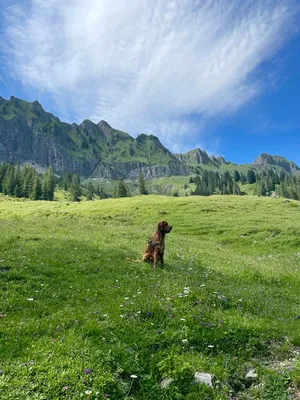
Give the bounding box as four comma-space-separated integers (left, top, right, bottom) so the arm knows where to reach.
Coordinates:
0, 96, 299, 179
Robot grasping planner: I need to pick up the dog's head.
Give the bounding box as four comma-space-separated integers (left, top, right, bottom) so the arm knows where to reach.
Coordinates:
157, 220, 172, 233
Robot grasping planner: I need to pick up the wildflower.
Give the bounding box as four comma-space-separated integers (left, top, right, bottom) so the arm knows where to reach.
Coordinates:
85, 390, 92, 395
182, 339, 188, 343
63, 386, 68, 390
207, 345, 214, 348
84, 368, 91, 374
130, 374, 138, 379
147, 311, 153, 317
157, 329, 162, 334
26, 298, 34, 301
103, 394, 110, 399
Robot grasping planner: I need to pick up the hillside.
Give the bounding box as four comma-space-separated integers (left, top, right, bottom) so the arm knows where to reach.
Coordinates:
0, 195, 300, 398
0, 96, 299, 180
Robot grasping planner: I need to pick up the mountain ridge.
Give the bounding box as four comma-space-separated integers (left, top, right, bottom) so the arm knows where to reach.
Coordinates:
0, 96, 299, 178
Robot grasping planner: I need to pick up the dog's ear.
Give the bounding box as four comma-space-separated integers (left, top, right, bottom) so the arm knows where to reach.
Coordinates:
157, 221, 164, 231
157, 221, 168, 231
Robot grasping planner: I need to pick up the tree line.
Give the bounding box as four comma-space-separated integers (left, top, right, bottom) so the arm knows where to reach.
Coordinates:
254, 169, 300, 200
191, 170, 241, 196
0, 163, 55, 200
0, 163, 107, 202
0, 163, 146, 201
190, 167, 300, 200
1, 162, 299, 201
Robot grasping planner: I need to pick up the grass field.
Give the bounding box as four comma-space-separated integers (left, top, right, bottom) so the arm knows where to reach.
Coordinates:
1, 194, 300, 399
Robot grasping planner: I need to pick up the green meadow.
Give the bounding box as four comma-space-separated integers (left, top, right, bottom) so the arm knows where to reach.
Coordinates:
1, 194, 300, 399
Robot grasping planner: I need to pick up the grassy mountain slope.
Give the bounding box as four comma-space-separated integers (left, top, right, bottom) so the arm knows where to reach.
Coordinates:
1, 195, 300, 399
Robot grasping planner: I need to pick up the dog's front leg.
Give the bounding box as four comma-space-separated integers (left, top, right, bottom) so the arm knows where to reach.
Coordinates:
153, 251, 159, 268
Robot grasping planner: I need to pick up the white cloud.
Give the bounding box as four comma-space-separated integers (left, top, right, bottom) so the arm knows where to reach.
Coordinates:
2, 0, 299, 151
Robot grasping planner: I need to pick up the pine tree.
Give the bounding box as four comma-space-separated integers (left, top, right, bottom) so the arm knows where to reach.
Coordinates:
138, 172, 147, 195
258, 180, 267, 196
234, 170, 240, 182
2, 165, 15, 195
247, 170, 256, 184
0, 164, 9, 192
233, 181, 240, 195
207, 171, 214, 195
99, 187, 107, 199
240, 173, 247, 184
42, 166, 55, 200
117, 179, 128, 198
29, 169, 41, 200
14, 183, 22, 198
70, 174, 81, 202
61, 173, 72, 191
21, 165, 31, 197
86, 182, 94, 200
13, 165, 22, 197
47, 166, 55, 201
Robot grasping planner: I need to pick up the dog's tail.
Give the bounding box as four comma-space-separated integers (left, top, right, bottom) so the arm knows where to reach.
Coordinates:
126, 258, 142, 263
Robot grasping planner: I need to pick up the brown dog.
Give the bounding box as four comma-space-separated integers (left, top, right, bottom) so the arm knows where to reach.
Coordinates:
142, 220, 172, 268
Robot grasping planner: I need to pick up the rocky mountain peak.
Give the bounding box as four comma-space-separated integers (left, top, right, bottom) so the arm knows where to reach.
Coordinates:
1, 96, 299, 180
97, 120, 112, 136
216, 156, 227, 164
187, 148, 210, 164
254, 153, 300, 175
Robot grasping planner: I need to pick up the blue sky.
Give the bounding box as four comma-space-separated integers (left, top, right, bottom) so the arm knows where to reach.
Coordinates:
0, 0, 299, 165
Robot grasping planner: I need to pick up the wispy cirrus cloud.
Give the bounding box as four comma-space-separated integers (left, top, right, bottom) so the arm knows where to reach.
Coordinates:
1, 0, 299, 151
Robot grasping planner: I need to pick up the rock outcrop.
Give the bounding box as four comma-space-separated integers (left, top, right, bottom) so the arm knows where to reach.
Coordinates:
254, 153, 300, 175
1, 96, 299, 180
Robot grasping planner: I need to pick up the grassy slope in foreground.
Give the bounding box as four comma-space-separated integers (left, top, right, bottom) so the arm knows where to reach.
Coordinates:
1, 195, 300, 399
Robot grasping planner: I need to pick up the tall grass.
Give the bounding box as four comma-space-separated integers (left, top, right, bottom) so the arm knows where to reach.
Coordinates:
0, 195, 300, 399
